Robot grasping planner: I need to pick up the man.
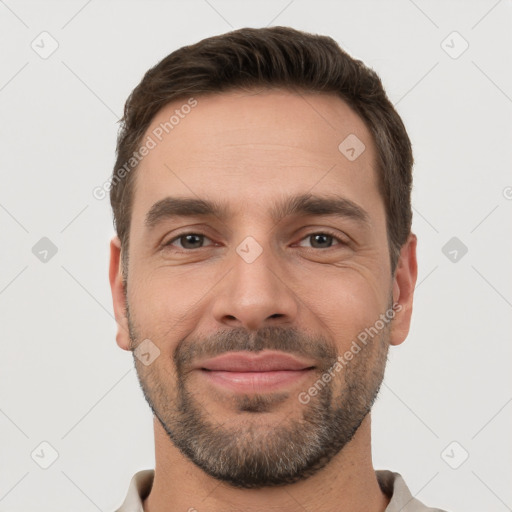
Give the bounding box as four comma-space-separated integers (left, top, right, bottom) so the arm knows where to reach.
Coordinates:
108, 26, 447, 511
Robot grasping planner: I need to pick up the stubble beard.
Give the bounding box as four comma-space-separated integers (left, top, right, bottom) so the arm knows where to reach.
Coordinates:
126, 303, 390, 489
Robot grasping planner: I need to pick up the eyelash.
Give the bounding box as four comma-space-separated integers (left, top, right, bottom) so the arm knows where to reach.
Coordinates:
163, 230, 347, 251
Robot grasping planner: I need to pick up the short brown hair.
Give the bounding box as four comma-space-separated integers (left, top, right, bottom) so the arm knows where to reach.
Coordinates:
110, 26, 413, 273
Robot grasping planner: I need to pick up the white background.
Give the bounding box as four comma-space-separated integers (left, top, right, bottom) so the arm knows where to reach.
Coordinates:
1, 1, 511, 511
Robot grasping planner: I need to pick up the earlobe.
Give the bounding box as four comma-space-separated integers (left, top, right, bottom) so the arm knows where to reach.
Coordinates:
389, 233, 418, 346
108, 236, 131, 351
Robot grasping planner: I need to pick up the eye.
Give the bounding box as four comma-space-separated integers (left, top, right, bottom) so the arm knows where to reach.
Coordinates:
163, 231, 346, 252
296, 232, 345, 249
164, 233, 214, 250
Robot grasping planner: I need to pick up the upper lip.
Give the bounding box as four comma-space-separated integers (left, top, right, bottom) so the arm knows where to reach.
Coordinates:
196, 351, 316, 372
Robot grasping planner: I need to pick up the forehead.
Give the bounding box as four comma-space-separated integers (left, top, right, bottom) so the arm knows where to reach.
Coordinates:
131, 89, 381, 223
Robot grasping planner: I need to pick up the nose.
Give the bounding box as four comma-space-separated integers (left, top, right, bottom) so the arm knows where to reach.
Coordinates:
211, 240, 299, 331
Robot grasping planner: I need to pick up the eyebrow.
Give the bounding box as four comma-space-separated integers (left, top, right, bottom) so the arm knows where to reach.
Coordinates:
144, 193, 370, 230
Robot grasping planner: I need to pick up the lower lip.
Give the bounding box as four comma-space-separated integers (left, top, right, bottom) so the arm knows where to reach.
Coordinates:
199, 369, 313, 393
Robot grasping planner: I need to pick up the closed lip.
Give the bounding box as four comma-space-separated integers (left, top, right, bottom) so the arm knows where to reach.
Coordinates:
195, 351, 316, 372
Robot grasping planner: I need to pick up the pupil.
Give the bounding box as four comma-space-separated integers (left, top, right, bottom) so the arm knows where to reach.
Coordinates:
312, 234, 331, 248
183, 234, 202, 248
179, 234, 333, 249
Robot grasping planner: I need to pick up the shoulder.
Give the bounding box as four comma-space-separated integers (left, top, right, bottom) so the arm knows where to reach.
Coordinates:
376, 470, 451, 512
114, 469, 154, 512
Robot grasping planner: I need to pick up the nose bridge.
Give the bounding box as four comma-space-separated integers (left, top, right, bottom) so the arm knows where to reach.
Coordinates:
212, 234, 298, 330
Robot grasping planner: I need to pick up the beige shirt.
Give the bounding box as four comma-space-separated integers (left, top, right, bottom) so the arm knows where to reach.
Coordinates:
115, 469, 448, 511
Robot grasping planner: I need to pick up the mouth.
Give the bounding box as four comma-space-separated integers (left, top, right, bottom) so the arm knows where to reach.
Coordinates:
200, 368, 314, 393
195, 351, 316, 393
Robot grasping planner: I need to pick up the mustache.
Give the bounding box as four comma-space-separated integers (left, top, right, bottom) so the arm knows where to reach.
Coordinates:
174, 325, 337, 372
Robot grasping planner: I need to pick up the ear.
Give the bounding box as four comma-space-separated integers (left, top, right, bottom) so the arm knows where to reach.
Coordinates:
109, 236, 131, 351
389, 233, 418, 346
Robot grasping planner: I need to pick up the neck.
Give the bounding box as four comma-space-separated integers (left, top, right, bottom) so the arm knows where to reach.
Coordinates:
143, 414, 390, 512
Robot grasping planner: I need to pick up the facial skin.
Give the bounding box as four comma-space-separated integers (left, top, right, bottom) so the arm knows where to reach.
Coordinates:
109, 88, 417, 512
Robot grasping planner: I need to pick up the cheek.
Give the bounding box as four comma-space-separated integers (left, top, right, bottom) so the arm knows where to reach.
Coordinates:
128, 266, 212, 353
295, 266, 387, 349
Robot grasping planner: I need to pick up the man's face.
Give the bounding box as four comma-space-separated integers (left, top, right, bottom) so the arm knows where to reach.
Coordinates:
110, 89, 416, 488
